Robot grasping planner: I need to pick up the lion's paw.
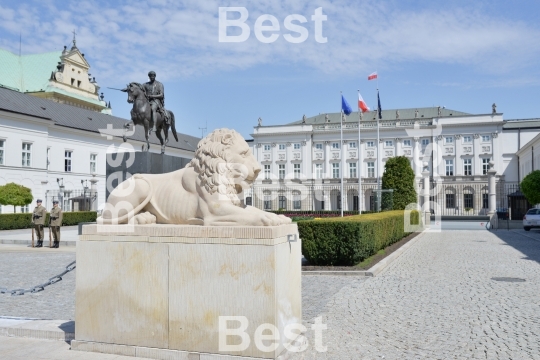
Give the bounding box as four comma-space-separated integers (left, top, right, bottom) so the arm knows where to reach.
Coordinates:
131, 211, 157, 225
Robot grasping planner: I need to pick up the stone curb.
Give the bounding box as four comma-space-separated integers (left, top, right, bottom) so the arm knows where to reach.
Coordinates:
0, 319, 74, 342
0, 239, 77, 246
302, 230, 426, 277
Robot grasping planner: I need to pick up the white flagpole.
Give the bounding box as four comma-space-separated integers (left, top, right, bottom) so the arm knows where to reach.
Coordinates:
376, 88, 380, 211
358, 90, 362, 215
340, 92, 344, 218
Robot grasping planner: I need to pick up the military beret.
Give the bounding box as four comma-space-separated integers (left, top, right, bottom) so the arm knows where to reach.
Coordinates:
53, 200, 59, 204
36, 199, 42, 203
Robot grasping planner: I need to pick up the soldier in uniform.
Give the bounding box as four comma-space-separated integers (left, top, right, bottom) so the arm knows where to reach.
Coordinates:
32, 199, 46, 247
143, 71, 169, 132
49, 200, 63, 248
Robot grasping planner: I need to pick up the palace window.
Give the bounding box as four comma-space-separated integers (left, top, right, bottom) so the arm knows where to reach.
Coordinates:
463, 158, 472, 176
293, 192, 301, 210
22, 143, 32, 167
294, 143, 301, 149
482, 158, 491, 175
264, 164, 271, 180
245, 197, 252, 206
0, 140, 4, 165
63, 191, 72, 211
264, 144, 271, 151
278, 164, 285, 179
349, 162, 357, 178
278, 195, 286, 210
385, 140, 393, 147
482, 193, 489, 209
445, 159, 454, 176
421, 139, 430, 146
264, 192, 272, 210
445, 193, 455, 208
332, 163, 340, 178
65, 151, 72, 172
315, 143, 323, 150
279, 144, 285, 150
445, 137, 453, 144
403, 139, 411, 147
315, 164, 323, 179
462, 136, 472, 143
337, 192, 341, 210
367, 141, 374, 148
294, 163, 301, 179
367, 162, 375, 178
349, 142, 357, 149
332, 142, 340, 150
482, 135, 490, 142
90, 154, 97, 173
464, 193, 474, 209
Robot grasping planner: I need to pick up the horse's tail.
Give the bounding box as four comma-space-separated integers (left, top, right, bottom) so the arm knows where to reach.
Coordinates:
169, 111, 178, 142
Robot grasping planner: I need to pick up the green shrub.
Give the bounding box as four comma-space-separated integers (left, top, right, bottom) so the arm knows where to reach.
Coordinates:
521, 170, 540, 205
299, 210, 420, 266
0, 211, 97, 230
382, 156, 417, 210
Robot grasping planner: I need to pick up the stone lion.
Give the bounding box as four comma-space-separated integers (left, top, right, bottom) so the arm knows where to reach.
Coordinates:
98, 128, 291, 226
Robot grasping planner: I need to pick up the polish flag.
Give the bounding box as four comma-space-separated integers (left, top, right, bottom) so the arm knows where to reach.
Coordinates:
358, 92, 370, 113
368, 72, 378, 81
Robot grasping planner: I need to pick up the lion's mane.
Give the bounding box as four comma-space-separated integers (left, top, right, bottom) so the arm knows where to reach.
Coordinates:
187, 128, 247, 206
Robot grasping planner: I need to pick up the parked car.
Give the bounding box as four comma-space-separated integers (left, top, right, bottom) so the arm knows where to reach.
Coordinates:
523, 208, 540, 231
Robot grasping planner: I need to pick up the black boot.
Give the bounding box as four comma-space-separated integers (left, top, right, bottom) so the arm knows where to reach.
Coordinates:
36, 240, 43, 248
53, 241, 59, 248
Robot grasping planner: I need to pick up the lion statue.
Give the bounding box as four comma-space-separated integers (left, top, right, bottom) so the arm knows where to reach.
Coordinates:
97, 128, 291, 226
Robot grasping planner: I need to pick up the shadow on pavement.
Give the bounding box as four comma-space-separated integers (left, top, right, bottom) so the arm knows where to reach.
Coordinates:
491, 229, 540, 264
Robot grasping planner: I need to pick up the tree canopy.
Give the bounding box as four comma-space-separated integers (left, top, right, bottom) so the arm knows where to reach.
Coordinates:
0, 183, 33, 213
381, 156, 417, 210
521, 170, 540, 205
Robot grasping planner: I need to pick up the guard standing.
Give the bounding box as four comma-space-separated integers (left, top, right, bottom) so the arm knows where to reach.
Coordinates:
32, 199, 46, 248
49, 200, 63, 248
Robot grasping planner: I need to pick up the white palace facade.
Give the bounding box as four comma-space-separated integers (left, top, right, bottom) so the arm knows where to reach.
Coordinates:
246, 107, 540, 217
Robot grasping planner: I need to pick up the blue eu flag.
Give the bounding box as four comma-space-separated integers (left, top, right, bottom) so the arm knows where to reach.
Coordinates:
341, 95, 352, 116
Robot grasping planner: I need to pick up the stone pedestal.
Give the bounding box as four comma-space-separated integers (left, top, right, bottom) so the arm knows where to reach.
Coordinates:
73, 224, 301, 360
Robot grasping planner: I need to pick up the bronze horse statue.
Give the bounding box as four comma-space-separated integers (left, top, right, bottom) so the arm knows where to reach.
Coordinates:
121, 82, 178, 153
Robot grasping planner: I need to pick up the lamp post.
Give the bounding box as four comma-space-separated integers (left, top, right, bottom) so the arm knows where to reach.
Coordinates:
56, 178, 64, 210
81, 179, 89, 211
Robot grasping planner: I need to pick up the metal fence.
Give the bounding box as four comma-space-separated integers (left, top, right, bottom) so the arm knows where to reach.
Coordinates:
44, 189, 97, 212
423, 181, 490, 216
247, 182, 391, 213
496, 182, 531, 220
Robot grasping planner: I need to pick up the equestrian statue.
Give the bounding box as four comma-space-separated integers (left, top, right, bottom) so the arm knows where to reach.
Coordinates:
120, 71, 178, 153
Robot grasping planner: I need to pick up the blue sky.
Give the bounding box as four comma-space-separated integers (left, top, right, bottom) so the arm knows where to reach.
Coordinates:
1, 0, 539, 139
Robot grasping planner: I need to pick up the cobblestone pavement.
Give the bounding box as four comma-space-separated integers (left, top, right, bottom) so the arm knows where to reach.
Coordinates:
1, 229, 540, 359
290, 230, 540, 360
0, 245, 76, 320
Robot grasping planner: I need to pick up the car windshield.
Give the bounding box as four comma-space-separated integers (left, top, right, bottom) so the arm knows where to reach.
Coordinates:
526, 209, 540, 215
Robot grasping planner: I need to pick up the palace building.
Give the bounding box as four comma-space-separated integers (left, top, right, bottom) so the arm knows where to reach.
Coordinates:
246, 108, 540, 219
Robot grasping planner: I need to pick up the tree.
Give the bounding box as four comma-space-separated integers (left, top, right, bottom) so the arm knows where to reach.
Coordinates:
0, 183, 33, 213
381, 156, 417, 210
521, 170, 540, 205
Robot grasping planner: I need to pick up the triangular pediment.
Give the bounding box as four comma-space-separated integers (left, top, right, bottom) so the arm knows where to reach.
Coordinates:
62, 50, 90, 69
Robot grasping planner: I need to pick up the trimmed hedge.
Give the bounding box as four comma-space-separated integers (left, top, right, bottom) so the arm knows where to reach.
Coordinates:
0, 211, 97, 230
298, 210, 420, 266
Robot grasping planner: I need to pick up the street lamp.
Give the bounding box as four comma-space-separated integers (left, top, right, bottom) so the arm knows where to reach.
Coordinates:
57, 178, 64, 209
81, 179, 89, 211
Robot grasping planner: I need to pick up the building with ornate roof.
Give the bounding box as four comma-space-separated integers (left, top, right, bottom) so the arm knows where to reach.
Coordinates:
0, 40, 198, 214
0, 37, 111, 113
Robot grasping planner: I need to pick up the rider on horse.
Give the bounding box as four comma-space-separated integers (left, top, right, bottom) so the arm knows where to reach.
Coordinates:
144, 71, 169, 131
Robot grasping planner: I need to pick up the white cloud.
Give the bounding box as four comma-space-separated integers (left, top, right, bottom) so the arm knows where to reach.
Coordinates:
0, 0, 539, 85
